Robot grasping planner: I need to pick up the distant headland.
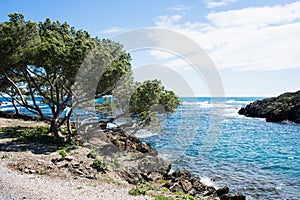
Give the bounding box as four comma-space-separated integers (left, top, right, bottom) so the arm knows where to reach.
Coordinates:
239, 90, 300, 123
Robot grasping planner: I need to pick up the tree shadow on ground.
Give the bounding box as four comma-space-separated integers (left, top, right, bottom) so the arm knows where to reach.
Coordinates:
0, 126, 76, 155
0, 126, 28, 139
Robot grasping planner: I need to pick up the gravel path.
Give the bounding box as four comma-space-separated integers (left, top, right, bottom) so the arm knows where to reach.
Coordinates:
0, 160, 152, 200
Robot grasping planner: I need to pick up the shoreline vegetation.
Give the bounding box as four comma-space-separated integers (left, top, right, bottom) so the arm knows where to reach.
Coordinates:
0, 112, 246, 200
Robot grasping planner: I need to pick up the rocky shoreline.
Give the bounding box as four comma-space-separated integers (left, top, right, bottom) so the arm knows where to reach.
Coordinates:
103, 128, 246, 200
238, 90, 300, 123
0, 113, 246, 200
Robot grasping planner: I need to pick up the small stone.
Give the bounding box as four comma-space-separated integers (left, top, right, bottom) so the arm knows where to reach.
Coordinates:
37, 159, 45, 165
24, 169, 30, 173
75, 169, 84, 175
47, 165, 54, 170
65, 156, 74, 161
29, 170, 36, 174
170, 182, 183, 193
147, 172, 162, 182
86, 173, 96, 179
72, 163, 80, 168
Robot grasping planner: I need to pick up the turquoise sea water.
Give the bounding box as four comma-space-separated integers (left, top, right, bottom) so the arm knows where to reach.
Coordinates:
140, 97, 300, 200
1, 97, 299, 199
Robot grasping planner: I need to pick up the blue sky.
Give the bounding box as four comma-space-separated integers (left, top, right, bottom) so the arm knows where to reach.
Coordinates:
1, 0, 300, 97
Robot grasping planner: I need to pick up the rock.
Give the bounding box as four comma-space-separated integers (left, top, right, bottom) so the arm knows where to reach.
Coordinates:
104, 131, 157, 155
37, 159, 45, 165
220, 193, 246, 200
203, 186, 216, 196
86, 173, 96, 179
239, 90, 300, 123
47, 165, 55, 170
64, 156, 74, 161
137, 156, 171, 175
180, 180, 193, 192
29, 169, 36, 174
147, 171, 162, 182
169, 182, 183, 192
215, 186, 229, 197
72, 162, 80, 168
24, 168, 30, 173
191, 177, 204, 191
171, 170, 191, 181
75, 169, 84, 176
119, 171, 141, 185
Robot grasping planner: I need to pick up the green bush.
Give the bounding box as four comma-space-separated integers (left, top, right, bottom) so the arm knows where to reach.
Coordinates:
155, 195, 173, 200
129, 188, 147, 196
92, 158, 109, 173
59, 150, 67, 158
87, 149, 98, 159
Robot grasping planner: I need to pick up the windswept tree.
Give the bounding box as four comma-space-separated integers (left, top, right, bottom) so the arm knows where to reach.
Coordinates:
0, 13, 180, 139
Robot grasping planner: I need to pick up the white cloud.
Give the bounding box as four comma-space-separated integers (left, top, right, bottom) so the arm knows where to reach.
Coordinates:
204, 0, 239, 9
168, 5, 193, 12
155, 15, 182, 27
101, 27, 123, 34
206, 2, 300, 27
154, 2, 300, 71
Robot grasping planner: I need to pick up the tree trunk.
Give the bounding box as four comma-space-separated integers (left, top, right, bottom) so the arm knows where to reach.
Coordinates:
12, 99, 19, 115
49, 118, 59, 137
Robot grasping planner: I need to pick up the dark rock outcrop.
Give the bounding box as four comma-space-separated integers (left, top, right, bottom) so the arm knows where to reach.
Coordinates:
104, 130, 158, 155
220, 193, 246, 200
239, 90, 300, 123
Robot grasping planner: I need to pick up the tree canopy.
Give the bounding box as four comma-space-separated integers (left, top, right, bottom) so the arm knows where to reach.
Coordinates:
0, 13, 180, 138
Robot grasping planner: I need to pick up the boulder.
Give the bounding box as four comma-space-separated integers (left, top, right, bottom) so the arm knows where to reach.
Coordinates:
215, 186, 229, 197
171, 170, 192, 181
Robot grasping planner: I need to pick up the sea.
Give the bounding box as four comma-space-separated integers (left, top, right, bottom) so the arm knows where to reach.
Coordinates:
1, 96, 299, 199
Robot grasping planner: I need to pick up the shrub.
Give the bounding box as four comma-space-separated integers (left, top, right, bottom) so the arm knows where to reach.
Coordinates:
87, 149, 98, 159
129, 188, 147, 196
155, 195, 173, 200
59, 150, 67, 158
92, 158, 109, 173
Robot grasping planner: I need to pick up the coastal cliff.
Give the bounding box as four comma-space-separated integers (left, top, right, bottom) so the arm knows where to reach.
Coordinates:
238, 90, 300, 123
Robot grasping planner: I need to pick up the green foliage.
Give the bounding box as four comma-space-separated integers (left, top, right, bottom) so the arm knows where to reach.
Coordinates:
155, 195, 174, 200
128, 183, 157, 196
92, 158, 109, 173
59, 150, 67, 158
17, 127, 80, 150
159, 187, 170, 192
129, 80, 181, 125
87, 149, 98, 159
1, 154, 9, 159
0, 13, 181, 139
173, 191, 185, 196
129, 188, 147, 196
101, 178, 121, 185
181, 195, 197, 200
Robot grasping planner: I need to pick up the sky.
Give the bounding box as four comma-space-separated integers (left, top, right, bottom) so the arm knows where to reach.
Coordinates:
1, 0, 300, 97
